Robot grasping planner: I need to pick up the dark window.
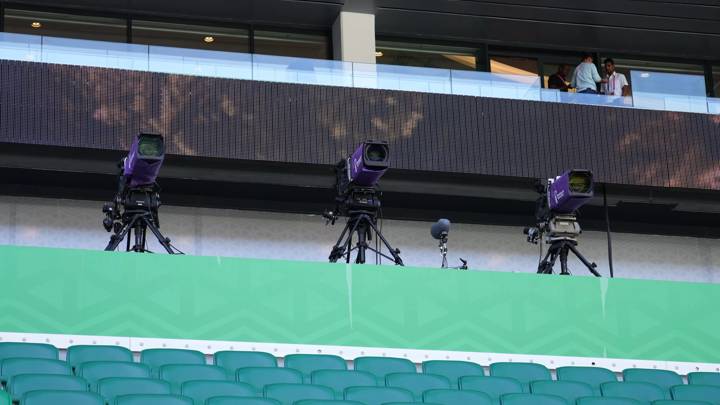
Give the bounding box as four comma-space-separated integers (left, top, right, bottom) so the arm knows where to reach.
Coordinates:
253, 30, 330, 59
375, 40, 477, 70
490, 56, 539, 76
712, 66, 720, 97
132, 20, 249, 53
3, 9, 127, 42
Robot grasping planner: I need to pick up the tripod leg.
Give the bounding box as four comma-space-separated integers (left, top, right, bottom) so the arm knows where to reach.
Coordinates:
329, 218, 358, 263
355, 221, 368, 264
559, 245, 570, 275
366, 217, 404, 266
538, 246, 559, 274
104, 216, 138, 252
144, 216, 178, 254
132, 222, 145, 252
567, 244, 602, 277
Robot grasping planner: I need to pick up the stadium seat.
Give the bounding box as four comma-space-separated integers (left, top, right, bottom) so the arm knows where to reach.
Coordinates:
159, 364, 228, 393
180, 380, 255, 405
556, 366, 618, 396
423, 388, 493, 405
294, 401, 365, 405
499, 393, 568, 405
654, 401, 714, 405
310, 369, 376, 399
600, 382, 665, 403
140, 349, 206, 375
215, 352, 277, 374
530, 380, 594, 403
0, 358, 70, 383
343, 386, 414, 405
622, 369, 682, 399
8, 374, 87, 401
78, 361, 151, 390
459, 376, 524, 405
97, 377, 171, 403
283, 354, 346, 383
385, 372, 451, 400
67, 345, 134, 372
263, 383, 334, 405
688, 372, 720, 387
0, 390, 8, 405
422, 360, 485, 388
236, 367, 303, 394
114, 394, 193, 405
206, 398, 280, 405
22, 390, 104, 405
489, 363, 551, 392
0, 342, 58, 362
671, 384, 720, 404
575, 398, 643, 405
354, 357, 416, 385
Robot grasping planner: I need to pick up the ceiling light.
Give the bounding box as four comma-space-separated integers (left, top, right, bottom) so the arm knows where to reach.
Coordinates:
31, 21, 42, 29
203, 36, 215, 43
375, 51, 383, 57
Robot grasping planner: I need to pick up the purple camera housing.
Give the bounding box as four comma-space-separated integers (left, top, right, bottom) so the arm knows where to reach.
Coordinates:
348, 141, 389, 187
123, 133, 164, 188
547, 169, 594, 214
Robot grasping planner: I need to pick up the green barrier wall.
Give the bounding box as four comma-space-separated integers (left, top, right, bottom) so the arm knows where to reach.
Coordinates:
0, 245, 718, 363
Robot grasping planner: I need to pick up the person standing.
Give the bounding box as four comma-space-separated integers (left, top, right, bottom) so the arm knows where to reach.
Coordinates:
571, 53, 605, 94
601, 58, 630, 96
547, 64, 571, 92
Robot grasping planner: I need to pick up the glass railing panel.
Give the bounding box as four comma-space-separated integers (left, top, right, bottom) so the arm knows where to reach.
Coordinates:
451, 70, 541, 101
558, 92, 633, 108
353, 63, 452, 94
251, 54, 353, 87
41, 36, 149, 71
540, 89, 561, 102
148, 46, 252, 79
631, 70, 708, 113
632, 91, 708, 113
0, 33, 42, 62
708, 98, 720, 114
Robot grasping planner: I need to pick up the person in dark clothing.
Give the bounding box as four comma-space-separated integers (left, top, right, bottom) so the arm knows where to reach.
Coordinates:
547, 64, 571, 92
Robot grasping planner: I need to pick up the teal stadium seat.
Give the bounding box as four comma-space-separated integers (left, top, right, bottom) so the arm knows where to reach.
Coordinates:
98, 377, 171, 403
180, 380, 255, 405
311, 370, 376, 399
489, 363, 551, 393
22, 390, 104, 405
78, 361, 150, 390
459, 376, 524, 405
294, 401, 365, 405
0, 342, 58, 362
343, 386, 414, 405
9, 374, 87, 401
422, 360, 485, 388
654, 401, 714, 405
215, 352, 277, 374
283, 355, 346, 383
206, 398, 280, 405
353, 357, 416, 385
622, 369, 682, 399
385, 372, 451, 401
263, 383, 334, 405
236, 367, 303, 394
159, 364, 228, 393
67, 345, 134, 372
601, 382, 665, 403
382, 403, 441, 405
0, 358, 70, 383
499, 393, 568, 405
114, 394, 193, 405
530, 380, 594, 404
671, 384, 720, 405
0, 391, 8, 405
688, 372, 720, 387
423, 388, 493, 405
140, 349, 206, 376
576, 398, 643, 405
556, 366, 618, 396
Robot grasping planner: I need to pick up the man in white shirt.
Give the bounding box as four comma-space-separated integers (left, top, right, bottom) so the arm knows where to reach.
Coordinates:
571, 53, 605, 94
601, 58, 630, 96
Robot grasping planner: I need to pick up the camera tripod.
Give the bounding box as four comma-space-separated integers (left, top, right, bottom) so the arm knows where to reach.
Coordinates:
104, 210, 179, 254
537, 238, 600, 277
328, 209, 403, 265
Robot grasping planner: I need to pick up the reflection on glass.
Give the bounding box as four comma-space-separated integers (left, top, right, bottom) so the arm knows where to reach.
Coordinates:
631, 70, 708, 113
132, 20, 249, 53
490, 56, 538, 76
3, 9, 127, 42
375, 41, 477, 71
713, 66, 720, 97
603, 57, 706, 93
254, 30, 329, 59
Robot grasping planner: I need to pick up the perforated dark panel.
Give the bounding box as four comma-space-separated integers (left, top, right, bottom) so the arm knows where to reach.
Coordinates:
1, 60, 719, 190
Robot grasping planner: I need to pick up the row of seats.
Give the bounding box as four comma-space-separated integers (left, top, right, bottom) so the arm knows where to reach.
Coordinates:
1, 342, 718, 405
